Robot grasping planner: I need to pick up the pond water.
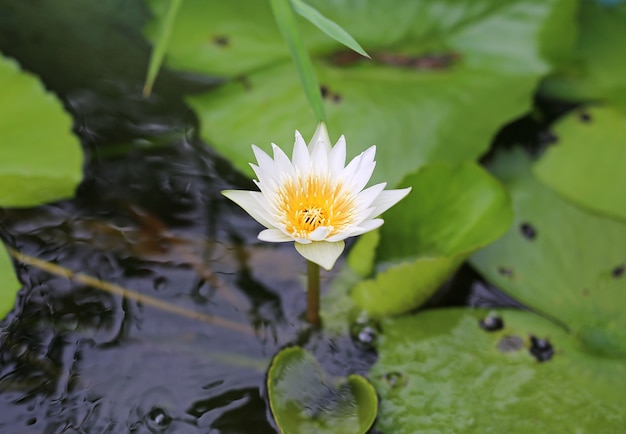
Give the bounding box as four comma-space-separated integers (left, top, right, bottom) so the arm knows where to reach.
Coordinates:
0, 2, 526, 432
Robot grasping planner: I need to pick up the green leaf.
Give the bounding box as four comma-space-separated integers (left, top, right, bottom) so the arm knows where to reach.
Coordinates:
472, 149, 626, 355
267, 346, 378, 434
0, 54, 83, 207
542, 1, 626, 105
291, 0, 369, 58
0, 246, 20, 319
269, 0, 326, 122
371, 308, 626, 433
533, 106, 626, 222
178, 0, 575, 186
351, 163, 512, 317
143, 0, 184, 96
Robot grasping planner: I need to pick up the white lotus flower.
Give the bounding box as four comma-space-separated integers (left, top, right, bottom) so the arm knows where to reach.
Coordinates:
222, 123, 411, 271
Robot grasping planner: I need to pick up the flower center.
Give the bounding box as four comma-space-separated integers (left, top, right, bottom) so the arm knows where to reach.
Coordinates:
276, 175, 355, 239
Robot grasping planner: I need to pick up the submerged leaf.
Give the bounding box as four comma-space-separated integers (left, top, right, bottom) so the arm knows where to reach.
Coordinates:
268, 346, 377, 434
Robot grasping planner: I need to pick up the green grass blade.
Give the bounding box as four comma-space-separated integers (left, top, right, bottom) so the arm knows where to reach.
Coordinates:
143, 0, 184, 97
291, 0, 369, 58
269, 0, 326, 122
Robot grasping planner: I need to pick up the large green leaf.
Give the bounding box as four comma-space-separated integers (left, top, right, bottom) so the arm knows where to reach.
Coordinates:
351, 163, 512, 317
472, 150, 626, 355
0, 54, 83, 207
533, 106, 626, 221
146, 0, 576, 186
267, 346, 377, 434
371, 308, 626, 433
543, 0, 626, 105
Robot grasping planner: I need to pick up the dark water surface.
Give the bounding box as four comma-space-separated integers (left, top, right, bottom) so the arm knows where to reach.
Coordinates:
0, 2, 526, 432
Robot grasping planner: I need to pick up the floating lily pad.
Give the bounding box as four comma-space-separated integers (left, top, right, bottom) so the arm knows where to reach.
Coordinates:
267, 346, 377, 434
542, 0, 626, 105
370, 308, 626, 433
533, 106, 626, 221
351, 163, 512, 317
0, 54, 82, 318
147, 0, 576, 186
0, 246, 20, 318
472, 150, 626, 355
0, 54, 83, 207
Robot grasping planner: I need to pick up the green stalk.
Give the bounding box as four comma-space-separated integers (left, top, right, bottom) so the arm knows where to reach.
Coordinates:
143, 0, 184, 97
306, 260, 321, 325
269, 0, 326, 122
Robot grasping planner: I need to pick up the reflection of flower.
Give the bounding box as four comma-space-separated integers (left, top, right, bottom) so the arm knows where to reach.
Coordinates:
222, 122, 411, 270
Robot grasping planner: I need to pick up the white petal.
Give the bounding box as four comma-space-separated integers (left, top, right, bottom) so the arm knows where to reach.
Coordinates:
308, 226, 331, 241
340, 146, 376, 193
222, 190, 275, 228
250, 163, 277, 190
329, 135, 346, 176
258, 228, 293, 243
295, 240, 345, 271
271, 143, 294, 177
292, 131, 310, 175
252, 145, 275, 173
351, 146, 377, 193
325, 219, 383, 242
308, 122, 332, 154
367, 188, 412, 218
356, 182, 386, 211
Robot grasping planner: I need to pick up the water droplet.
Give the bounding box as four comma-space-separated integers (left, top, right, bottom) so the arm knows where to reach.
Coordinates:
529, 335, 554, 362
520, 222, 536, 240
153, 276, 168, 291
579, 111, 592, 123
382, 371, 407, 388
350, 321, 379, 349
145, 407, 172, 432
538, 130, 558, 146
212, 35, 229, 47
479, 315, 504, 332
497, 335, 523, 353
497, 266, 513, 278
612, 265, 624, 278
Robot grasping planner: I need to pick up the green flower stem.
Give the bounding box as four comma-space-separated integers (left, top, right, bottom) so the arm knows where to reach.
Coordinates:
307, 260, 321, 325
269, 0, 326, 122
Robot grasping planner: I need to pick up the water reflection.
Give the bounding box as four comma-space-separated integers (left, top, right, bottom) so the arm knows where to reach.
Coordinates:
0, 86, 377, 432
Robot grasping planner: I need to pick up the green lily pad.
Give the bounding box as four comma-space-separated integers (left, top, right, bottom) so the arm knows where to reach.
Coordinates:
542, 0, 626, 105
147, 0, 575, 186
0, 54, 83, 207
370, 308, 626, 433
351, 163, 512, 317
0, 53, 81, 319
472, 150, 626, 355
0, 246, 20, 319
533, 106, 626, 221
267, 346, 377, 434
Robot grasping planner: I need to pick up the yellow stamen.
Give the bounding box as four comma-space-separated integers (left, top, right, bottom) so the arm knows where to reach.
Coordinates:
276, 175, 355, 239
